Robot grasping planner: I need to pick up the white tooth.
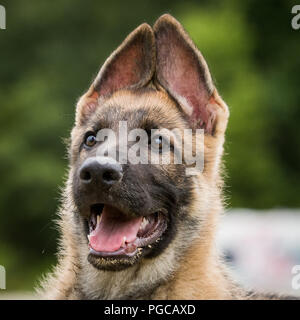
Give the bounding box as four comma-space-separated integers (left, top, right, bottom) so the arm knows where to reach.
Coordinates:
122, 236, 127, 247
97, 215, 101, 226
140, 217, 149, 230
87, 235, 91, 242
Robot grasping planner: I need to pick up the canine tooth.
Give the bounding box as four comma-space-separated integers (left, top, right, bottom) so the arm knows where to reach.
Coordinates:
122, 236, 127, 247
140, 217, 149, 230
96, 215, 101, 226
87, 235, 91, 242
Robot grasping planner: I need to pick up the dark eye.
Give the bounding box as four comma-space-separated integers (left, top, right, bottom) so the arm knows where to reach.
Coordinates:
151, 135, 174, 154
152, 136, 163, 152
84, 133, 97, 147
154, 136, 163, 147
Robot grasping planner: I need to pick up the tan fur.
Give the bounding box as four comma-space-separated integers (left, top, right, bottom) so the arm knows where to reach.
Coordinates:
37, 14, 292, 300
38, 86, 239, 300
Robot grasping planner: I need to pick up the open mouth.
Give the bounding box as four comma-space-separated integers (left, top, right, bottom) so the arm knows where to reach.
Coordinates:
87, 204, 168, 258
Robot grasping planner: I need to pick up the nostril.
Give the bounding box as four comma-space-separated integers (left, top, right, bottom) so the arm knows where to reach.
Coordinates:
102, 170, 112, 182
102, 169, 121, 183
80, 169, 92, 182
79, 158, 122, 187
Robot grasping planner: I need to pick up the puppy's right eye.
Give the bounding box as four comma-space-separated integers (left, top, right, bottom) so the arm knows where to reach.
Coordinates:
84, 134, 97, 147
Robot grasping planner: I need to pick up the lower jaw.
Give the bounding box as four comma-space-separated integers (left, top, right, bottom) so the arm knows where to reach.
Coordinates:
89, 246, 139, 258
87, 247, 146, 271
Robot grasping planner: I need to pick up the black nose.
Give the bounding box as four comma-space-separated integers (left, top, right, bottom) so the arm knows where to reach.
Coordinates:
79, 158, 123, 188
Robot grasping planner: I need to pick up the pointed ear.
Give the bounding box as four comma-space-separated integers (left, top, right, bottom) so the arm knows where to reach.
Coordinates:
154, 14, 228, 135
76, 23, 156, 124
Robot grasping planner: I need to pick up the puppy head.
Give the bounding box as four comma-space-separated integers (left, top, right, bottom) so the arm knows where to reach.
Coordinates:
68, 15, 229, 272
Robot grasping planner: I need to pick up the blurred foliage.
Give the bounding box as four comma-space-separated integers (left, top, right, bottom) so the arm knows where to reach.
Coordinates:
0, 0, 299, 291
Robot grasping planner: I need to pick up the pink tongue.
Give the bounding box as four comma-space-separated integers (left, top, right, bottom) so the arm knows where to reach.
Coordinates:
89, 205, 142, 252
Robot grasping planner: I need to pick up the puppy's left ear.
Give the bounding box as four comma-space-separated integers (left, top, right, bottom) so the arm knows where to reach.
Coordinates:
154, 14, 228, 135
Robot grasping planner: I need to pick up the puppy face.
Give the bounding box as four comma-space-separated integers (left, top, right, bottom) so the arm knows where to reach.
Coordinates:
68, 15, 229, 272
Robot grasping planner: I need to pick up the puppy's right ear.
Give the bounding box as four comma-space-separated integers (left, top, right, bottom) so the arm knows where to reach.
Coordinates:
76, 23, 155, 125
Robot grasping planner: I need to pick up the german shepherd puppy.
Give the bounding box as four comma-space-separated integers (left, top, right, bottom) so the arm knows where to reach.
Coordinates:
39, 14, 291, 300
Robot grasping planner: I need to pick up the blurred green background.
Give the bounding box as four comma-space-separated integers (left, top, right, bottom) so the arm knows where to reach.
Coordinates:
0, 0, 299, 292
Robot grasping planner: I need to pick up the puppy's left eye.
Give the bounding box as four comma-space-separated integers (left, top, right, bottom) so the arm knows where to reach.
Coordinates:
154, 136, 163, 150
151, 135, 174, 154
151, 136, 165, 153
84, 134, 97, 147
